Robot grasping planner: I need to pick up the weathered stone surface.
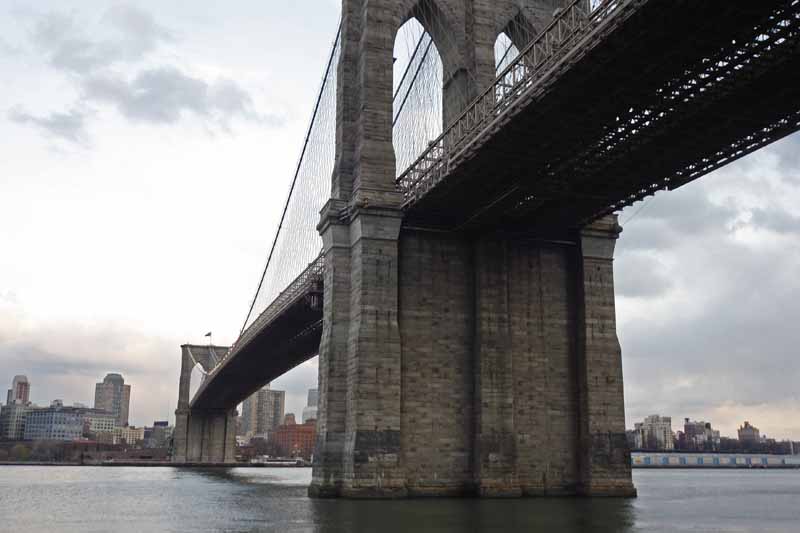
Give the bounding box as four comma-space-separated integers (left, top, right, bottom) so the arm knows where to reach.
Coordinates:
173, 345, 236, 464
399, 231, 474, 496
312, 222, 634, 498
308, 0, 634, 499
576, 216, 636, 497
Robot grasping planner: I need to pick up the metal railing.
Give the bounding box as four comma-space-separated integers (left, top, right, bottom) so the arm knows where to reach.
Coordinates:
396, 0, 640, 205
204, 254, 325, 380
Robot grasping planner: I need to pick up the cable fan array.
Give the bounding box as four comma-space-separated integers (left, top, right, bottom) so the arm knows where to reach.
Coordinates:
242, 4, 545, 334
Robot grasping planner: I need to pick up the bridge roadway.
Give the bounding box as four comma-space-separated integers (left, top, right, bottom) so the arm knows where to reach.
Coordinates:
399, 0, 800, 232
190, 257, 324, 410
191, 0, 800, 415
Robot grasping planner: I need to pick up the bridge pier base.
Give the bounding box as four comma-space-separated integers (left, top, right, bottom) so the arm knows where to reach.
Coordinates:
311, 209, 635, 498
312, 203, 408, 498
173, 408, 237, 464
172, 344, 237, 464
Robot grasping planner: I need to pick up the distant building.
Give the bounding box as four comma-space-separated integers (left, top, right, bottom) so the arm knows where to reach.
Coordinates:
22, 403, 115, 442
284, 413, 296, 426
24, 404, 84, 441
272, 416, 316, 460
144, 421, 173, 448
302, 389, 318, 424
681, 418, 721, 451
112, 426, 145, 446
241, 384, 285, 440
632, 415, 674, 450
94, 373, 131, 427
0, 403, 35, 440
83, 409, 117, 435
6, 375, 30, 405
738, 421, 761, 446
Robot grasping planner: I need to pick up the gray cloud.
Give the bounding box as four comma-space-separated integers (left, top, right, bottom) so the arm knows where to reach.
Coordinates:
771, 135, 800, 184
0, 309, 316, 425
7, 106, 90, 145
31, 6, 172, 74
617, 135, 800, 439
0, 37, 19, 56
1, 343, 118, 377
82, 67, 280, 126
11, 6, 280, 143
749, 208, 800, 234
0, 311, 179, 425
618, 190, 740, 252
615, 252, 672, 298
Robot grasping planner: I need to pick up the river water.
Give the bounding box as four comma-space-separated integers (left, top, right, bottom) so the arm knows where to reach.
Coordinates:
0, 467, 798, 532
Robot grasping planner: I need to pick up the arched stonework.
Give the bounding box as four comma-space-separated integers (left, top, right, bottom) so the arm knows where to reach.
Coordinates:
314, 0, 600, 500
329, 0, 574, 206
173, 344, 236, 464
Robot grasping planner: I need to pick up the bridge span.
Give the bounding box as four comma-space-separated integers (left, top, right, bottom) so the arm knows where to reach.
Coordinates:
173, 0, 800, 498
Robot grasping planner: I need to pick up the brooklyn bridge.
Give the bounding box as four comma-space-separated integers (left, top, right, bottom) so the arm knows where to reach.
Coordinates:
171, 0, 800, 498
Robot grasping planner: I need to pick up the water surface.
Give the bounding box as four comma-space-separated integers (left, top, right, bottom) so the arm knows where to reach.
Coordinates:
0, 467, 798, 532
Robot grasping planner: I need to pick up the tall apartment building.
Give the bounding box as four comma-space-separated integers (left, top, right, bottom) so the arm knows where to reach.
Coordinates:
302, 389, 318, 423
738, 421, 761, 446
241, 384, 285, 440
6, 375, 30, 405
94, 373, 131, 427
633, 415, 674, 450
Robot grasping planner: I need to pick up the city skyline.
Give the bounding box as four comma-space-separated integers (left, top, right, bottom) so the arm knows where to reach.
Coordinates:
0, 1, 798, 437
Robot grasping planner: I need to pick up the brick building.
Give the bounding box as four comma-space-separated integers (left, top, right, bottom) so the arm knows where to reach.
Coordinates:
271, 416, 315, 460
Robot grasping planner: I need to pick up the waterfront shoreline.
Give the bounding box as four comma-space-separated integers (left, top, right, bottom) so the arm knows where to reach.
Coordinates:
632, 464, 800, 470
0, 461, 311, 468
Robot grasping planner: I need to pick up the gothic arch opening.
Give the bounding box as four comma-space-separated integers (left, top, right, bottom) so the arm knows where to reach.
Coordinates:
393, 17, 444, 178
495, 31, 521, 74
495, 12, 537, 74
188, 362, 207, 402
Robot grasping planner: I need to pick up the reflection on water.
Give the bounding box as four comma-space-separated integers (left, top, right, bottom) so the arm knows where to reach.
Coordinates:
309, 497, 635, 533
0, 466, 798, 532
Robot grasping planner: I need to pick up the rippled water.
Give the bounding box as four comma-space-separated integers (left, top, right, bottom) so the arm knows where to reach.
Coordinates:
0, 467, 798, 532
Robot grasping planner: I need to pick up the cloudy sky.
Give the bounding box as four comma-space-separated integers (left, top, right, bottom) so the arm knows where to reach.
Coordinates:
1, 1, 798, 440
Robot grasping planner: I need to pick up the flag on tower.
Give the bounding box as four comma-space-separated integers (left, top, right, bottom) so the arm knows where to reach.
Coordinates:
205, 332, 212, 337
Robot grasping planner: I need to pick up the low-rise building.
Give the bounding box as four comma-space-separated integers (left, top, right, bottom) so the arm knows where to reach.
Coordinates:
83, 409, 116, 435
112, 426, 145, 445
0, 403, 35, 441
144, 421, 173, 448
271, 417, 316, 460
20, 402, 117, 442
24, 403, 84, 441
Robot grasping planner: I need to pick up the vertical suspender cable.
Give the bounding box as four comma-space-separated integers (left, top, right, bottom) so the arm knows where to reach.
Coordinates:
240, 23, 342, 336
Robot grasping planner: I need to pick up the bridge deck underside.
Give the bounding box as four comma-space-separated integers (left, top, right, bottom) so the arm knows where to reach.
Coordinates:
191, 294, 323, 410
405, 0, 800, 232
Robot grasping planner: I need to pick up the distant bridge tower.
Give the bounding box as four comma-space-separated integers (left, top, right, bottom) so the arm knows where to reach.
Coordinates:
310, 0, 635, 498
173, 344, 237, 464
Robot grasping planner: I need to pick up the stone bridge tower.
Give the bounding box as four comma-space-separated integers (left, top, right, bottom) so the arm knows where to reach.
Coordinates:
311, 0, 635, 498
173, 344, 237, 464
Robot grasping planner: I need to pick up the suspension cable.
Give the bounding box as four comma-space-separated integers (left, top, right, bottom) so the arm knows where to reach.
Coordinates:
240, 23, 343, 335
